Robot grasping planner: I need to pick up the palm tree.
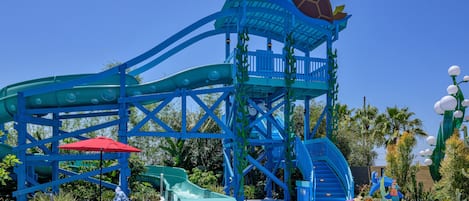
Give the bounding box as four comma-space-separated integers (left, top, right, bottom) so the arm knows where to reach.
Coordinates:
350, 104, 386, 166
381, 106, 427, 146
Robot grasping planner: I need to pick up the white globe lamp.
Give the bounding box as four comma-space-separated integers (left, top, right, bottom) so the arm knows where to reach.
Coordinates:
434, 101, 444, 115
424, 148, 432, 156
454, 110, 464, 118
462, 99, 469, 107
440, 95, 458, 111
464, 75, 469, 82
424, 158, 433, 166
448, 65, 461, 76
426, 136, 436, 146
419, 150, 425, 156
447, 85, 458, 95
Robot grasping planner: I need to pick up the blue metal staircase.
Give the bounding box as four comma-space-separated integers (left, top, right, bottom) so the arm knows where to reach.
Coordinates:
296, 138, 354, 201
312, 161, 347, 201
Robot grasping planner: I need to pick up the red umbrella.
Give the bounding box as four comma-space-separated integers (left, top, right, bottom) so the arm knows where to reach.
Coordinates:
59, 136, 140, 201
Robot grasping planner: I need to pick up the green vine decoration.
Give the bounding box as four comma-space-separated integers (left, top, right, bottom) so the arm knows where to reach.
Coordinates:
283, 32, 296, 196
327, 49, 339, 140
234, 28, 249, 199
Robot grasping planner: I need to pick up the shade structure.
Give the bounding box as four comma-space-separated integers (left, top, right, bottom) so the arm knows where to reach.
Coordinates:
58, 136, 141, 153
59, 136, 140, 201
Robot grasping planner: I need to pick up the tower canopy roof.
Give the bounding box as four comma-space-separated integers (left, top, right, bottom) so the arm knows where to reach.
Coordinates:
214, 0, 350, 52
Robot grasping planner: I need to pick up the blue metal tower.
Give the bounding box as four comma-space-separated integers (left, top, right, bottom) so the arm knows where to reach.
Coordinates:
0, 1, 353, 200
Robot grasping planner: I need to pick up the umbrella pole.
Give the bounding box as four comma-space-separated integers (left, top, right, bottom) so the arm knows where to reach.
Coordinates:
100, 150, 103, 201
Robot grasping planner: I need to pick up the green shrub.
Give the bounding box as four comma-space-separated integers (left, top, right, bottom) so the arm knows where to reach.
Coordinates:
188, 167, 220, 188
244, 185, 256, 199
206, 185, 225, 194
130, 181, 160, 201
32, 192, 77, 201
434, 134, 469, 200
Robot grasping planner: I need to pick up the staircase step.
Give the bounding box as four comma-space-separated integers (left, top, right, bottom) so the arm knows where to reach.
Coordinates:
316, 190, 344, 194
310, 160, 347, 201
315, 193, 346, 198
316, 183, 343, 189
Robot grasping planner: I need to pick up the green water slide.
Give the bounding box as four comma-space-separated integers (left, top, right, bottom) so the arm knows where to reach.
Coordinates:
0, 64, 232, 124
0, 63, 234, 199
138, 165, 235, 201
0, 144, 52, 180
0, 144, 13, 160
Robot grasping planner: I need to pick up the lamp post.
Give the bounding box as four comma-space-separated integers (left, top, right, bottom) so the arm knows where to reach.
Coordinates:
429, 65, 469, 181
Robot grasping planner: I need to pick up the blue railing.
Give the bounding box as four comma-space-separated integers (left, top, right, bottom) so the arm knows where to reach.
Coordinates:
294, 137, 316, 201
246, 50, 328, 82
295, 137, 314, 181
228, 49, 328, 82
304, 138, 354, 200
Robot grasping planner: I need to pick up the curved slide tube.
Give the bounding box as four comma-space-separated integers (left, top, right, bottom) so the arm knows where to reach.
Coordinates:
0, 64, 232, 124
138, 165, 235, 201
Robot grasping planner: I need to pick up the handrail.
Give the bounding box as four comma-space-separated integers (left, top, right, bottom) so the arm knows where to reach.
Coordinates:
225, 50, 328, 83
246, 51, 327, 82
294, 137, 313, 181
304, 138, 354, 199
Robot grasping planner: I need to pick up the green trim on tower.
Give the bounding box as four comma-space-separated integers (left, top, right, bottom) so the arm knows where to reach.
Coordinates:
327, 49, 339, 140
234, 28, 250, 200
283, 32, 296, 197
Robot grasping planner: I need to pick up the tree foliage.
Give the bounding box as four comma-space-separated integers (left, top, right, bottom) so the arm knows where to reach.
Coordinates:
385, 131, 417, 197
344, 104, 382, 166
0, 154, 20, 185
381, 106, 427, 146
434, 134, 469, 200
291, 100, 326, 139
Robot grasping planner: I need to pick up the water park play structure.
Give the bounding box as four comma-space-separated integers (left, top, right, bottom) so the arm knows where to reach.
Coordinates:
0, 0, 352, 200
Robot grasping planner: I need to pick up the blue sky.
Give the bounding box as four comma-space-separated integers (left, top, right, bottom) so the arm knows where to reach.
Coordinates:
1, 1, 469, 164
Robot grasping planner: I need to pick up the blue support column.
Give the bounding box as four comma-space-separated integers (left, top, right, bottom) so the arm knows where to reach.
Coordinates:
14, 92, 27, 201
233, 111, 244, 201
283, 101, 291, 201
223, 140, 232, 195
118, 65, 131, 195
304, 51, 310, 75
52, 113, 60, 194
223, 94, 231, 195
265, 100, 274, 198
296, 181, 313, 201
0, 124, 6, 143
267, 38, 272, 51
181, 89, 187, 138
225, 32, 231, 59
304, 96, 310, 141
